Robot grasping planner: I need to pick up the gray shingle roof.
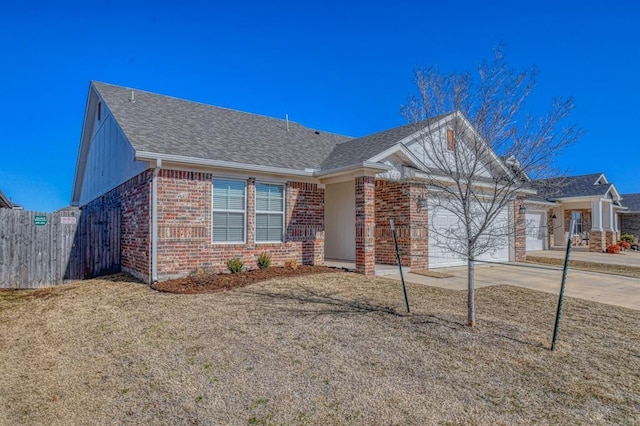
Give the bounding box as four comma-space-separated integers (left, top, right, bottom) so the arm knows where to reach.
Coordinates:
93, 82, 353, 171
621, 193, 640, 213
530, 173, 611, 200
321, 114, 452, 170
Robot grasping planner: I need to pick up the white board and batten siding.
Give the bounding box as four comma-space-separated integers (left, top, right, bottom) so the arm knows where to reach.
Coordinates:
428, 198, 511, 268
525, 211, 547, 251
78, 104, 148, 206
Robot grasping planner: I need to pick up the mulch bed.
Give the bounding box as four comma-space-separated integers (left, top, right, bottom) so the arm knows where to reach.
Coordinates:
152, 265, 344, 294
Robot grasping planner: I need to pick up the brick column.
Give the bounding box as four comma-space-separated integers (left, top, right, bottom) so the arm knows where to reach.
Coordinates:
514, 198, 526, 262
355, 176, 375, 275
409, 183, 428, 269
590, 231, 606, 252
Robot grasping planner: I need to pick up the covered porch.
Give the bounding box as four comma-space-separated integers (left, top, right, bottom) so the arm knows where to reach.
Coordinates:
550, 198, 623, 251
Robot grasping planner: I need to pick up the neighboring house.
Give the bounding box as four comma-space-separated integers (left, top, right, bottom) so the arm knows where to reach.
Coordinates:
0, 189, 19, 209
619, 193, 640, 240
71, 81, 527, 283
526, 173, 624, 252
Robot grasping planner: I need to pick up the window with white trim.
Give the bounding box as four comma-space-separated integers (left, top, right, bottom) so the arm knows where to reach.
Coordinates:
212, 179, 246, 243
255, 183, 284, 242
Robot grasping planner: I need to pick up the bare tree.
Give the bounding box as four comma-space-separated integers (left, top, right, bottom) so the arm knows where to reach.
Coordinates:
402, 47, 583, 326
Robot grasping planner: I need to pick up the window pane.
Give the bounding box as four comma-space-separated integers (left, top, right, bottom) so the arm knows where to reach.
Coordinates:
227, 213, 244, 227
212, 212, 244, 242
255, 227, 269, 241
213, 179, 245, 211
227, 227, 244, 242
267, 225, 283, 241
212, 227, 227, 241
255, 183, 283, 212
256, 213, 283, 242
256, 196, 269, 211
269, 197, 284, 211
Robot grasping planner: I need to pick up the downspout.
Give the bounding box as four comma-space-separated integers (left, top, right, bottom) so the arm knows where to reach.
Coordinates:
151, 158, 162, 283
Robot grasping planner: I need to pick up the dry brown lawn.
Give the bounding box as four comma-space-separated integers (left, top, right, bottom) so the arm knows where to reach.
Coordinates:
1, 272, 639, 425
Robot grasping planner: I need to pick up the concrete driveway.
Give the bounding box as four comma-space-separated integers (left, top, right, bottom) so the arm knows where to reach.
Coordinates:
387, 263, 640, 311
527, 249, 640, 267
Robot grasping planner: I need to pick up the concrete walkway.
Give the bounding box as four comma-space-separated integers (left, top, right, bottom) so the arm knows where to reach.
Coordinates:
385, 263, 640, 311
527, 249, 640, 267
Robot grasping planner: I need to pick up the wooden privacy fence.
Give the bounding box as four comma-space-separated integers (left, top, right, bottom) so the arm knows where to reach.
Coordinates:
0, 206, 121, 288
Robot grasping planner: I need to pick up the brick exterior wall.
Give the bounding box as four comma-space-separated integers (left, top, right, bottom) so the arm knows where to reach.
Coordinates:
374, 180, 428, 268
514, 198, 526, 262
82, 170, 153, 282
355, 176, 375, 275
155, 170, 324, 279
621, 214, 640, 240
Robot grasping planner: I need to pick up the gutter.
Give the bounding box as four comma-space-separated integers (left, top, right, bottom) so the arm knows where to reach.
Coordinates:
136, 151, 315, 178
151, 158, 161, 283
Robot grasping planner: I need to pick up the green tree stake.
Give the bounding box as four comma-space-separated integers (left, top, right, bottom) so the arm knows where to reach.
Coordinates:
391, 219, 410, 313
552, 218, 576, 351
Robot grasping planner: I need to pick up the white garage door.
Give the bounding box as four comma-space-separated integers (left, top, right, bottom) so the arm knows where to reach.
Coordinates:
428, 200, 511, 268
525, 211, 546, 251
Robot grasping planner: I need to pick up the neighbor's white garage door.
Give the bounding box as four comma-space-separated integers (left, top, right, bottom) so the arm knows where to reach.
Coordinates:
525, 211, 546, 251
428, 200, 510, 268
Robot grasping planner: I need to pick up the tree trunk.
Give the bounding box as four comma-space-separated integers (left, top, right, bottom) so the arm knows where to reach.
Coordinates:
467, 257, 476, 327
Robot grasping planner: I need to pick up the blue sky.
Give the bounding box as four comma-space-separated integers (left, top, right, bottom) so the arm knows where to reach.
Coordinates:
1, 0, 638, 212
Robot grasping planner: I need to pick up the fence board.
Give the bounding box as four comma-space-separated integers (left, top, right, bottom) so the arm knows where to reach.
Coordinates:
0, 206, 121, 288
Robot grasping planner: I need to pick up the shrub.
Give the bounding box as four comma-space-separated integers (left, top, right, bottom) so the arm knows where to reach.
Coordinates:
284, 258, 298, 270
621, 234, 636, 244
606, 244, 621, 254
619, 241, 631, 250
226, 257, 244, 273
257, 252, 272, 270
189, 267, 216, 287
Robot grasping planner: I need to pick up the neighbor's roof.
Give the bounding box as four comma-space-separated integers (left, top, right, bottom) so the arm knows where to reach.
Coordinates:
0, 189, 14, 208
530, 173, 614, 200
92, 82, 353, 171
621, 193, 640, 213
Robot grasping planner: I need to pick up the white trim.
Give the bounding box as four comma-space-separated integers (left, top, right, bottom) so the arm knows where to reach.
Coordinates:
212, 178, 247, 244
593, 173, 608, 185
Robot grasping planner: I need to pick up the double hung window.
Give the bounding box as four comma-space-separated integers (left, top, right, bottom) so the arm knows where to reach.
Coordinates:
255, 183, 284, 242
212, 179, 246, 243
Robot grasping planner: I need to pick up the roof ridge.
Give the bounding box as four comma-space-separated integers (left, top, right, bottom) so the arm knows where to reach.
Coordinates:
91, 81, 352, 139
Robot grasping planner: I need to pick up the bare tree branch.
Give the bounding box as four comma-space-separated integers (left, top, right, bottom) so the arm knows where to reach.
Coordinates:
401, 47, 582, 326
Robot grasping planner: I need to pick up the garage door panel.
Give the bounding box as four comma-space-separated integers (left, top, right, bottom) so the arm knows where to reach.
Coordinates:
429, 200, 511, 269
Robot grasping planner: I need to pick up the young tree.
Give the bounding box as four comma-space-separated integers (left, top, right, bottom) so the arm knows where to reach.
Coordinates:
402, 47, 582, 326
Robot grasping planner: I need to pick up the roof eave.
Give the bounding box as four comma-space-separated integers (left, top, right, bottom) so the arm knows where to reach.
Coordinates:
136, 151, 317, 177
314, 161, 392, 178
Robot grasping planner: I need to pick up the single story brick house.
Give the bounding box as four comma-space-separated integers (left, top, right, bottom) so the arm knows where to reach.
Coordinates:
525, 173, 626, 252
71, 82, 529, 283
